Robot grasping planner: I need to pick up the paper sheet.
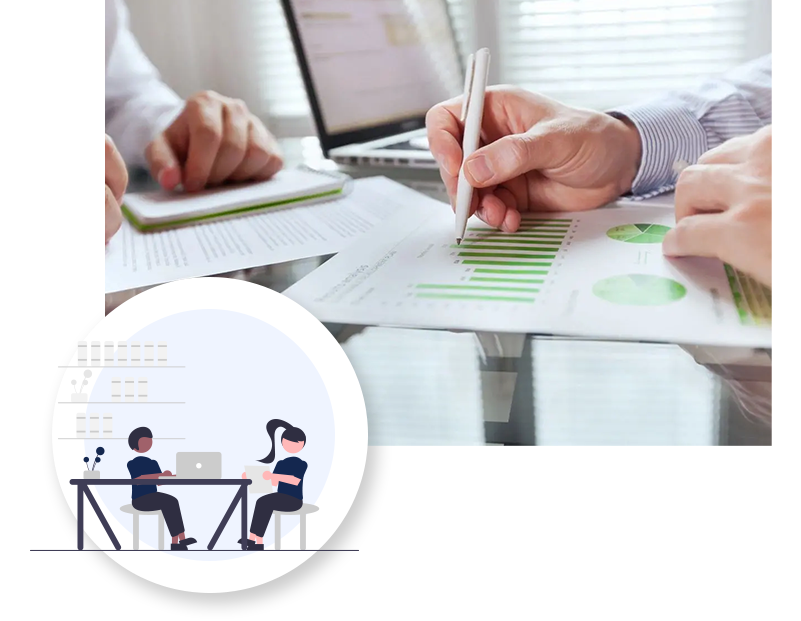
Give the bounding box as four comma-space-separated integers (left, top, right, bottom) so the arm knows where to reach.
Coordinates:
105, 177, 409, 293
284, 188, 771, 348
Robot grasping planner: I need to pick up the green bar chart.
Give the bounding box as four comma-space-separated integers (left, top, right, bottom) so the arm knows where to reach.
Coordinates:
725, 264, 772, 325
414, 218, 572, 303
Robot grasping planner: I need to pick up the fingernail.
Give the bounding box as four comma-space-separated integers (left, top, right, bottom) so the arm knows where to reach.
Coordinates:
433, 151, 455, 176
446, 156, 461, 177
466, 156, 493, 184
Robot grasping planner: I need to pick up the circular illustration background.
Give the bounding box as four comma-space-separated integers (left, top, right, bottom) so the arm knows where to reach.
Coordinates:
51, 278, 367, 593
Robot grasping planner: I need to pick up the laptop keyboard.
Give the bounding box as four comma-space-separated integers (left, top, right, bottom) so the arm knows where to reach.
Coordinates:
376, 140, 428, 151
724, 264, 771, 325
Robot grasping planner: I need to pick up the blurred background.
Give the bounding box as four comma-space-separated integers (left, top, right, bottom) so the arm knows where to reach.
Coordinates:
127, 0, 771, 139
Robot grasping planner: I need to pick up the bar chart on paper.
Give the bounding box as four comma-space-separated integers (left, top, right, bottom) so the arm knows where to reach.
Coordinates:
317, 214, 578, 320
285, 187, 771, 348
411, 217, 574, 305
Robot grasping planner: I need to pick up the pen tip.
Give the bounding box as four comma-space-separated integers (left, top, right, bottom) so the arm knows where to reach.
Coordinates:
456, 238, 462, 246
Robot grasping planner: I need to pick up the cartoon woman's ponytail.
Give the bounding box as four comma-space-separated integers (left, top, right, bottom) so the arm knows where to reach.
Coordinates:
258, 419, 306, 464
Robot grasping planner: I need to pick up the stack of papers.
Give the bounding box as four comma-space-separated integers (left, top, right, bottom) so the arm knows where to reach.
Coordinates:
108, 173, 772, 349
283, 186, 771, 348
105, 176, 410, 293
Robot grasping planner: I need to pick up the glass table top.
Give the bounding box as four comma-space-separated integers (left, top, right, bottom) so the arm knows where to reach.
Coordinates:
105, 138, 772, 446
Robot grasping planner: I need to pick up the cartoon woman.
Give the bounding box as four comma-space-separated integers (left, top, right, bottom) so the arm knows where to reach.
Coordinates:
239, 419, 307, 550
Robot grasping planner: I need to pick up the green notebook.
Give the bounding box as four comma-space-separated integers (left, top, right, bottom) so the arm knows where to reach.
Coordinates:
122, 168, 347, 232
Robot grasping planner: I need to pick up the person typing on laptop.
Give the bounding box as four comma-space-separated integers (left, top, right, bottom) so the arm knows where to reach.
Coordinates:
105, 0, 284, 243
127, 427, 196, 551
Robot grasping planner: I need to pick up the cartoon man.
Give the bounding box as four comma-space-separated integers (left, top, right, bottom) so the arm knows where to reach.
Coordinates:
127, 427, 196, 550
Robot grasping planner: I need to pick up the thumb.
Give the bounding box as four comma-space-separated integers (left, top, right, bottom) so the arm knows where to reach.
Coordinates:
463, 127, 561, 187
146, 133, 181, 191
662, 213, 729, 259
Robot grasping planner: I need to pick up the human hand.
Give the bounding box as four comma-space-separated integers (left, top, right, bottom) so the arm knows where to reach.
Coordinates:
160, 470, 173, 477
105, 135, 128, 243
426, 86, 641, 232
262, 470, 273, 483
663, 125, 772, 286
146, 91, 284, 192
241, 471, 247, 479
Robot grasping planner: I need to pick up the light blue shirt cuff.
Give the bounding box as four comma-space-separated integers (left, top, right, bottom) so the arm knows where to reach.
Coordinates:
609, 99, 709, 196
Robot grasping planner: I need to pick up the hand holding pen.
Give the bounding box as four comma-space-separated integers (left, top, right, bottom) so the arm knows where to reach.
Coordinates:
426, 86, 643, 233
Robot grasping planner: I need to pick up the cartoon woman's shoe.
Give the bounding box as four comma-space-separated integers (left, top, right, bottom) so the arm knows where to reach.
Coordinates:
237, 538, 264, 551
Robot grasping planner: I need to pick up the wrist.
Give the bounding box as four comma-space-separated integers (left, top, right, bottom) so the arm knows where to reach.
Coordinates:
609, 113, 642, 195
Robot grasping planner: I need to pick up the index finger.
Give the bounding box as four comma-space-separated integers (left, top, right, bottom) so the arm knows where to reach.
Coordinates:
675, 164, 738, 221
183, 98, 224, 191
662, 212, 731, 261
426, 98, 464, 179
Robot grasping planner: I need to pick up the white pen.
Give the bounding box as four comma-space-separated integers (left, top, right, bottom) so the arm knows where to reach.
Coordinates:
454, 48, 491, 245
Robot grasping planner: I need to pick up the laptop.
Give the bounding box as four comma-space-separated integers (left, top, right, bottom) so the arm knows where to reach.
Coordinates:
174, 452, 222, 479
281, 0, 465, 169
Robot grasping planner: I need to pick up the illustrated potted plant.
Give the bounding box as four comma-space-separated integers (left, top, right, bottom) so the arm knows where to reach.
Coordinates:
71, 370, 92, 402
83, 447, 105, 479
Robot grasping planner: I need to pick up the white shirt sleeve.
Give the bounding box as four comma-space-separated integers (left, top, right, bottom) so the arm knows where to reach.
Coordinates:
105, 0, 184, 168
608, 54, 772, 197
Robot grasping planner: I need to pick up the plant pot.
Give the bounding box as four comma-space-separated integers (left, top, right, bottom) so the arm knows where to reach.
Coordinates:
83, 471, 100, 479
71, 394, 88, 403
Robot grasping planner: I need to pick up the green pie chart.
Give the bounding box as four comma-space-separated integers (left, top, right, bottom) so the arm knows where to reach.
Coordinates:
593, 274, 687, 306
607, 223, 671, 244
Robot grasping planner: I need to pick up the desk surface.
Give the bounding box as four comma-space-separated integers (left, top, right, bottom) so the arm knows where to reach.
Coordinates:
105, 138, 772, 447
71, 479, 251, 485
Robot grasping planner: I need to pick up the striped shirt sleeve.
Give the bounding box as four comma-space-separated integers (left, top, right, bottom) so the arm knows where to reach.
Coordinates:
608, 54, 772, 198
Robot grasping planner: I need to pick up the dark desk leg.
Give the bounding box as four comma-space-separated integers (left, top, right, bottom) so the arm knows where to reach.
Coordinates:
77, 484, 84, 550
83, 486, 121, 550
208, 486, 243, 551
240, 488, 247, 550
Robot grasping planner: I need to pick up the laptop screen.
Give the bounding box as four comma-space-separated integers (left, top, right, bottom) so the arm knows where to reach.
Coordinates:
283, 0, 464, 148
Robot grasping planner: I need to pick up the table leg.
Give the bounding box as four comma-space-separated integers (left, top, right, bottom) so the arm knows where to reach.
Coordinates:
240, 487, 248, 550
83, 486, 121, 550
208, 486, 244, 550
77, 484, 84, 550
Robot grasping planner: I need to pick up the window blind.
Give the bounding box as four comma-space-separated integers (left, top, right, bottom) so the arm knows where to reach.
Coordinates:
499, 0, 755, 110
247, 0, 761, 133
445, 0, 472, 59
248, 1, 312, 129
